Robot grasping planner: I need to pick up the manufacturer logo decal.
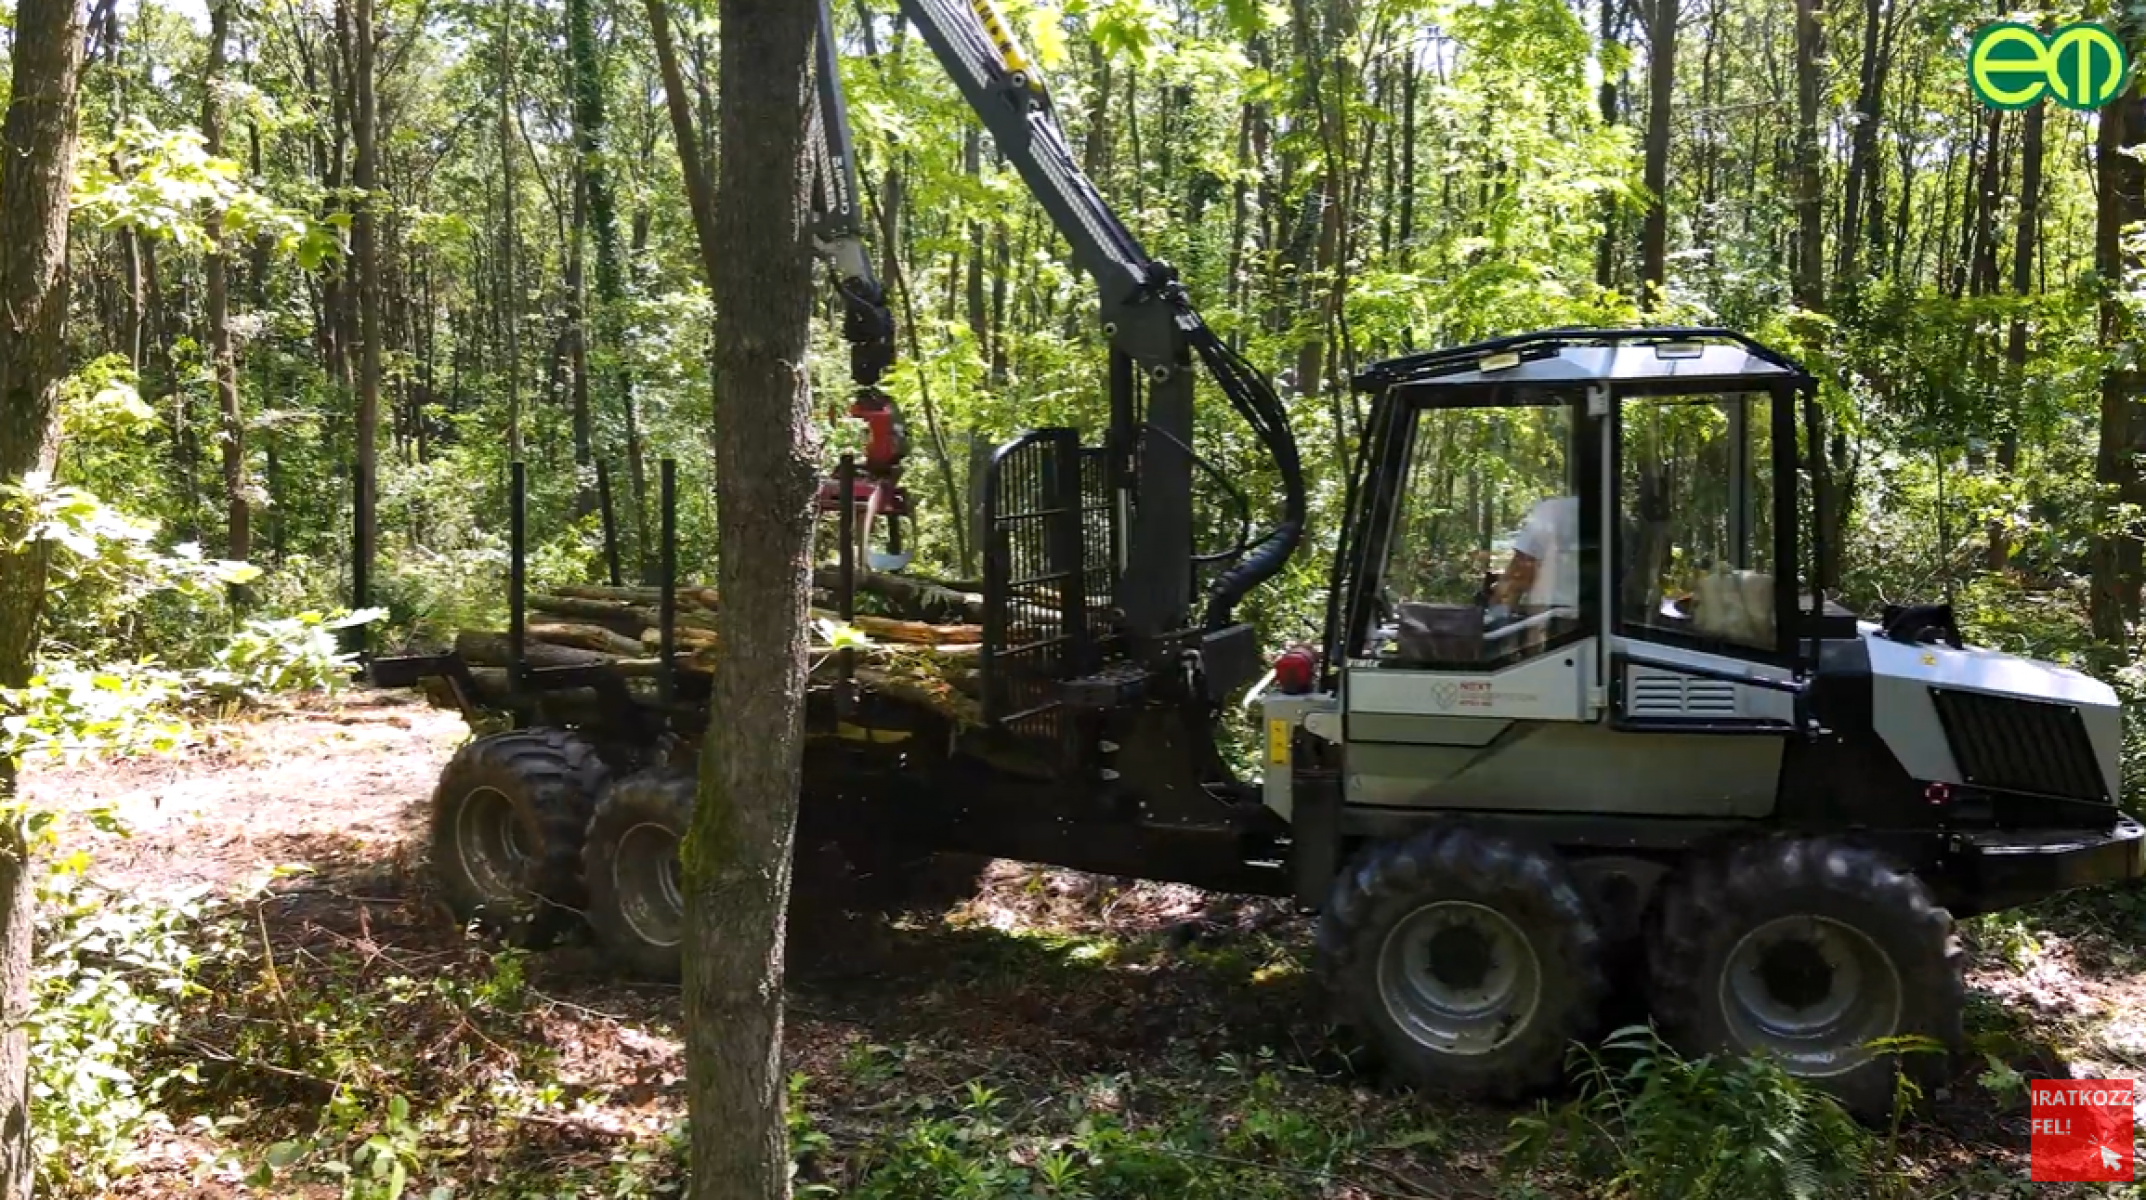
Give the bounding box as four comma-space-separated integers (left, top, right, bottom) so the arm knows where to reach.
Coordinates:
1971, 22, 2129, 111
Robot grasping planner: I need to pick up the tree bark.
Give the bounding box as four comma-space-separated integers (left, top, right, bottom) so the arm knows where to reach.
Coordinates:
0, 0, 87, 1192
498, 0, 523, 464
1791, 0, 1823, 311
204, 0, 249, 570
648, 0, 721, 289
352, 0, 380, 619
2092, 88, 2146, 643
1639, 0, 1677, 308
683, 0, 819, 1195
1990, 102, 2043, 570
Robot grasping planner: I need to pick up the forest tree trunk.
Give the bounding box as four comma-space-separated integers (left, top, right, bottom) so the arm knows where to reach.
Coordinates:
353, 0, 380, 620
1639, 0, 1677, 307
1792, 0, 1822, 311
498, 0, 523, 464
2092, 88, 2146, 643
648, 0, 721, 289
1991, 102, 2043, 571
682, 0, 819, 1195
1596, 0, 1621, 291
567, 0, 649, 572
0, 0, 86, 1192
1836, 0, 1890, 288
204, 0, 249, 570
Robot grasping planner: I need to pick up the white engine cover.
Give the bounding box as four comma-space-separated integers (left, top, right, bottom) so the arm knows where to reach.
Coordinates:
1867, 625, 2123, 800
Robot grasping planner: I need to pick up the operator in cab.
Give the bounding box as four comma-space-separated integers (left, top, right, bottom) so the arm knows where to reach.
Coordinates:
1491, 492, 1578, 614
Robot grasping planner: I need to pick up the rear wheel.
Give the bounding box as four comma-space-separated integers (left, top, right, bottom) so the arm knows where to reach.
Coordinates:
1317, 826, 1605, 1100
429, 728, 609, 944
582, 769, 695, 981
1647, 838, 1964, 1119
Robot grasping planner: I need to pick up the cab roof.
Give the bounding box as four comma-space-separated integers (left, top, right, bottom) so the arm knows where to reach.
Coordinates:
1354, 327, 1811, 396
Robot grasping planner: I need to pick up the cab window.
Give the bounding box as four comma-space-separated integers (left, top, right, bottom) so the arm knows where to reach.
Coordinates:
1618, 392, 1779, 652
1370, 397, 1581, 665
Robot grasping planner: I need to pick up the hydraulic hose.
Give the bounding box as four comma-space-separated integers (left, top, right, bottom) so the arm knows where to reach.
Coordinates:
1182, 316, 1307, 630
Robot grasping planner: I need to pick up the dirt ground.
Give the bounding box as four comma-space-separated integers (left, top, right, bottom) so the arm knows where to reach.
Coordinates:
24, 692, 2146, 1198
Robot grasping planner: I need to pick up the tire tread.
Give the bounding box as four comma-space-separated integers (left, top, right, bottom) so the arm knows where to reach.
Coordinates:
429, 727, 610, 943
1315, 825, 1605, 1101
1648, 836, 1965, 1118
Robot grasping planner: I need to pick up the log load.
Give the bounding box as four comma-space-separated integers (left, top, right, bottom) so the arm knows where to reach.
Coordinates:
437, 567, 989, 726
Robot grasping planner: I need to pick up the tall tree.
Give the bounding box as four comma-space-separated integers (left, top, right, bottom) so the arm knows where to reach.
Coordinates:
2092, 83, 2146, 643
352, 0, 380, 622
499, 0, 524, 464
1835, 0, 1892, 287
1991, 101, 2045, 570
1597, 0, 1623, 291
567, 0, 650, 571
204, 0, 249, 569
682, 0, 819, 1195
1791, 0, 1823, 310
647, 0, 720, 288
0, 0, 88, 1192
1639, 0, 1678, 306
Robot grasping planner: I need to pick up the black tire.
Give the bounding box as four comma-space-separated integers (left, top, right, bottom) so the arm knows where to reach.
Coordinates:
1647, 838, 1965, 1119
429, 727, 610, 945
1317, 826, 1605, 1101
582, 768, 695, 981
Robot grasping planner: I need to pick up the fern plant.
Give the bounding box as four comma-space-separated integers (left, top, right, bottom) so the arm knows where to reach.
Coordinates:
1504, 1026, 1876, 1200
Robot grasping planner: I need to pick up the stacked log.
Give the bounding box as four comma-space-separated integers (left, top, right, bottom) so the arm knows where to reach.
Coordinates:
442, 571, 988, 724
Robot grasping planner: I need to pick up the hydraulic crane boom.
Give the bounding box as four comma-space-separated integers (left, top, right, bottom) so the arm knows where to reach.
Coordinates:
810, 0, 1305, 643
809, 4, 913, 571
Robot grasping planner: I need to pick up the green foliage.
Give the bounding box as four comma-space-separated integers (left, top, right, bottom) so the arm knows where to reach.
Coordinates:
198, 607, 382, 703
74, 117, 337, 266
1504, 1027, 1874, 1200
829, 1063, 1366, 1200
5, 472, 256, 664
1964, 909, 2043, 973
29, 869, 227, 1196
224, 941, 549, 1197
1, 660, 190, 768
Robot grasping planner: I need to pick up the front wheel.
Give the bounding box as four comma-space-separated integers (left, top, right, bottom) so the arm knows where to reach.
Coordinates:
1647, 838, 1965, 1119
582, 768, 695, 981
1317, 826, 1605, 1100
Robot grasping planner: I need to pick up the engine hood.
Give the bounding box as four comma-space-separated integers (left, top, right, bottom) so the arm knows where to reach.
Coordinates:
1861, 623, 2123, 803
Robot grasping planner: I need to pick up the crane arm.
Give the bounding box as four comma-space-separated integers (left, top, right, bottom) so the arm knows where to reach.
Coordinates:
809, 2, 895, 393
815, 0, 1305, 635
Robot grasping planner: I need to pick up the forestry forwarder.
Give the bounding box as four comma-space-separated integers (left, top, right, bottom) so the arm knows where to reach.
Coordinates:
369, 0, 2144, 1114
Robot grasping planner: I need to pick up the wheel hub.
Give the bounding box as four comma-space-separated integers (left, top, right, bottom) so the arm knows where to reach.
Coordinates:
1722, 915, 1901, 1077
1757, 936, 1836, 1012
1377, 900, 1542, 1056
1426, 923, 1495, 992
613, 822, 685, 949
456, 786, 529, 903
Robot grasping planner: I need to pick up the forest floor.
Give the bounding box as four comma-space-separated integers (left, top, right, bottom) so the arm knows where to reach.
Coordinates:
23, 691, 2146, 1198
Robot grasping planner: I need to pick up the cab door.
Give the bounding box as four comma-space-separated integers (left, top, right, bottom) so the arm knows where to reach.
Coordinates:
1605, 383, 1803, 732
1341, 385, 1601, 732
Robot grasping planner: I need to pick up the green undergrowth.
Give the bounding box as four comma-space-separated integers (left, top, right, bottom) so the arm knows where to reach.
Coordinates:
29, 862, 2146, 1198
30, 869, 229, 1195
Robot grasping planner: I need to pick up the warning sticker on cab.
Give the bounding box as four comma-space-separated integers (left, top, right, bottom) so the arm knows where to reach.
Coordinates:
1266, 718, 1291, 766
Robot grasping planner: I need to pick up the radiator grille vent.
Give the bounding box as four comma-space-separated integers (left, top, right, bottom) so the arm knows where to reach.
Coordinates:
1928, 687, 2108, 802
1628, 672, 1739, 719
